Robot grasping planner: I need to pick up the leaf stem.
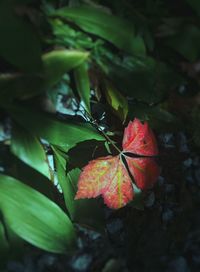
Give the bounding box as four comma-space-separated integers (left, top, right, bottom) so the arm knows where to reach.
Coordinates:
79, 104, 122, 154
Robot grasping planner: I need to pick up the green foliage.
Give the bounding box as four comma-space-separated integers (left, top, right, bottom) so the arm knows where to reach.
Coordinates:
0, 0, 199, 264
50, 5, 146, 56
0, 174, 76, 253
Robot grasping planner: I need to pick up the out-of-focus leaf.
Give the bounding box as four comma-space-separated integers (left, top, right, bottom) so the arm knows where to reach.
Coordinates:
128, 103, 182, 131
0, 220, 9, 256
11, 123, 51, 179
9, 107, 105, 151
0, 174, 76, 253
167, 24, 200, 62
42, 50, 89, 87
0, 74, 43, 102
74, 62, 91, 113
50, 6, 146, 56
108, 57, 183, 104
105, 81, 128, 122
53, 146, 105, 231
0, 1, 42, 72
49, 19, 94, 49
185, 0, 200, 16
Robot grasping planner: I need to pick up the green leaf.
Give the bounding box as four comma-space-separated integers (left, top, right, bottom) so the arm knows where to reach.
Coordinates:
11, 123, 51, 179
9, 107, 105, 151
0, 1, 42, 72
167, 24, 200, 62
74, 62, 91, 113
53, 146, 105, 231
108, 56, 183, 104
43, 50, 89, 87
0, 74, 44, 102
0, 220, 9, 256
0, 174, 76, 253
105, 81, 128, 122
50, 6, 146, 56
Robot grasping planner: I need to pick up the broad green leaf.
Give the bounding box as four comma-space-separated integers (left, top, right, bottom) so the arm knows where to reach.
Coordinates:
74, 62, 91, 113
50, 6, 146, 56
9, 107, 105, 151
53, 146, 105, 231
0, 174, 76, 253
0, 1, 41, 72
105, 82, 128, 122
1, 147, 55, 200
43, 50, 89, 87
11, 123, 51, 179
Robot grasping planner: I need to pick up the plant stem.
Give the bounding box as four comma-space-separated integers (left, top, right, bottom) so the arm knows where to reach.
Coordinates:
79, 104, 122, 154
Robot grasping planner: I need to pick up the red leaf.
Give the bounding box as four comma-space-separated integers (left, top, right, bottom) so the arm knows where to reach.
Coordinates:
75, 155, 134, 209
75, 118, 160, 209
125, 156, 160, 190
123, 118, 158, 156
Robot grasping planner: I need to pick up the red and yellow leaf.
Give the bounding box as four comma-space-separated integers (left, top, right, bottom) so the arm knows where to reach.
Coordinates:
75, 155, 134, 209
75, 118, 160, 209
122, 118, 158, 156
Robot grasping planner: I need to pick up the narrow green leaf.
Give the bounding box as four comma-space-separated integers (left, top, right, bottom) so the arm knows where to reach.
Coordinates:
11, 123, 51, 179
53, 146, 105, 231
0, 1, 42, 72
0, 220, 9, 255
0, 174, 76, 253
43, 50, 89, 87
74, 62, 91, 113
50, 6, 146, 56
105, 81, 128, 122
9, 107, 105, 151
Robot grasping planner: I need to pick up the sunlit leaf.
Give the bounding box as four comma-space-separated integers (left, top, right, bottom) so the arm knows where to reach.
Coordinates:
105, 81, 128, 122
43, 50, 89, 87
74, 62, 91, 113
76, 119, 160, 209
122, 118, 158, 156
75, 155, 133, 209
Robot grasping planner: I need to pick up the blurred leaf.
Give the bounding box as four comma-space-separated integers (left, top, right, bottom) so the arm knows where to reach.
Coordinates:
53, 146, 105, 231
74, 62, 91, 113
0, 1, 42, 72
9, 107, 105, 151
105, 81, 128, 122
0, 220, 9, 256
185, 0, 200, 16
0, 74, 43, 102
11, 123, 51, 179
50, 6, 146, 56
108, 57, 183, 104
167, 24, 200, 62
49, 19, 94, 49
128, 103, 182, 131
0, 174, 76, 253
43, 50, 89, 87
